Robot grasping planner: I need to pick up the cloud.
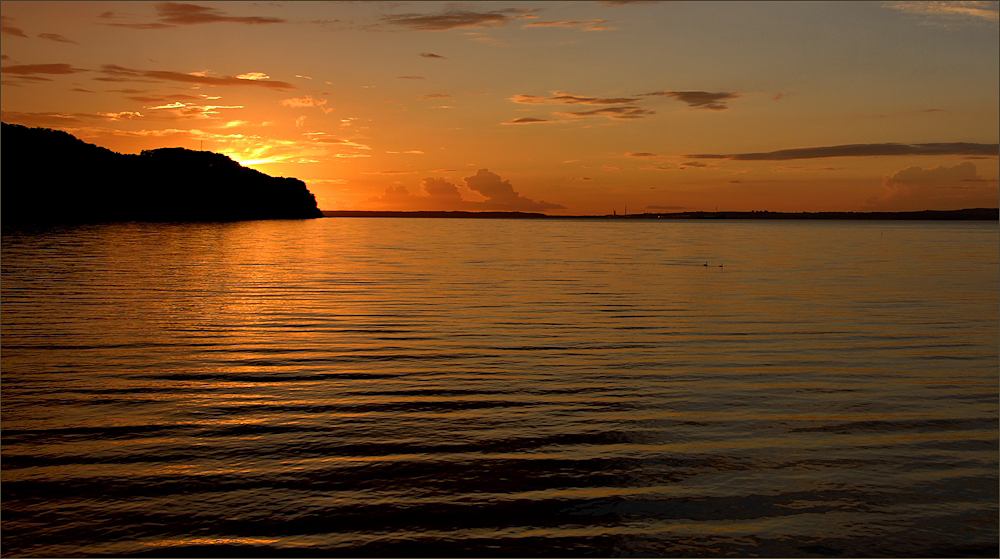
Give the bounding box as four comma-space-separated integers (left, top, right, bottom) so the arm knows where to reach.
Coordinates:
107, 2, 286, 28
365, 169, 564, 211
522, 19, 617, 31
236, 72, 270, 80
142, 100, 244, 120
420, 93, 452, 100
421, 177, 464, 201
869, 161, 998, 210
126, 93, 202, 103
280, 95, 332, 114
463, 168, 564, 210
97, 64, 296, 89
1, 15, 28, 37
382, 8, 537, 31
642, 90, 741, 110
419, 52, 448, 59
883, 161, 982, 186
0, 111, 83, 126
302, 133, 371, 151
398, 75, 425, 79
882, 1, 999, 26
627, 152, 660, 158
502, 117, 551, 124
555, 106, 655, 120
600, 1, 657, 5
38, 33, 78, 44
686, 142, 1000, 160
511, 92, 640, 105
1, 63, 87, 75
1, 63, 88, 85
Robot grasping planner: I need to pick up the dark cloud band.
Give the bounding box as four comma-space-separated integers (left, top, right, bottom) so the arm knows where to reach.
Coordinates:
687, 142, 1000, 160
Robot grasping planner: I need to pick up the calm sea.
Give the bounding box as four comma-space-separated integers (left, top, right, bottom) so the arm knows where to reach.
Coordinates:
2, 218, 997, 557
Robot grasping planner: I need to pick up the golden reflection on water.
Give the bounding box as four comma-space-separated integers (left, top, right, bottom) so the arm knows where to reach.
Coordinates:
2, 219, 996, 557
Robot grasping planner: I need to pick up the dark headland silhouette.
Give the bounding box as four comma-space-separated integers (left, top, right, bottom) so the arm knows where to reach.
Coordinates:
2, 123, 322, 224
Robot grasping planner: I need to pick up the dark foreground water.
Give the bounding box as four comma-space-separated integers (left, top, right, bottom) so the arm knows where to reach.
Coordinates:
2, 218, 997, 557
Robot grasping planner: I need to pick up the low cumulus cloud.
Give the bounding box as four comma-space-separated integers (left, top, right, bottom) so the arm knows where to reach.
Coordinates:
366, 169, 563, 211
419, 52, 448, 59
105, 2, 286, 29
686, 142, 1000, 160
868, 161, 998, 210
642, 90, 741, 110
96, 64, 296, 89
382, 8, 537, 31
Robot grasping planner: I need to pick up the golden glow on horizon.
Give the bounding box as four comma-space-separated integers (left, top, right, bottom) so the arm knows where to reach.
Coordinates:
1, 1, 997, 213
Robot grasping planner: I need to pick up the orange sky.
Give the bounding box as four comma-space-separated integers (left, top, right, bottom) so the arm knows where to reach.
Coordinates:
2, 1, 998, 214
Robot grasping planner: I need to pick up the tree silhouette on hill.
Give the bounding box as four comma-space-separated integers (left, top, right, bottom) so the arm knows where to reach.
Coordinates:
1, 122, 322, 223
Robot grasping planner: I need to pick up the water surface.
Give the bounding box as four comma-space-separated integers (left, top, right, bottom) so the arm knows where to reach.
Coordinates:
2, 218, 997, 557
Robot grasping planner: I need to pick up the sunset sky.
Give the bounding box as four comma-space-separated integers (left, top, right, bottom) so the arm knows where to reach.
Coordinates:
2, 1, 998, 214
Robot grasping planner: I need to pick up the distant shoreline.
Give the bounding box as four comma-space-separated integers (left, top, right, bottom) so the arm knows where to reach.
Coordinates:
322, 208, 999, 220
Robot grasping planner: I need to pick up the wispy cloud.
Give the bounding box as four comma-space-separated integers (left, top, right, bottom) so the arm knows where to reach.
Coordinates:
106, 2, 286, 29
511, 91, 640, 105
1, 63, 88, 85
420, 93, 452, 100
882, 1, 999, 26
601, 1, 658, 5
502, 117, 551, 124
1, 15, 28, 37
398, 75, 426, 80
1, 63, 87, 75
125, 93, 202, 103
280, 95, 332, 114
97, 64, 296, 90
382, 8, 537, 31
642, 90, 741, 110
38, 33, 78, 44
686, 142, 1000, 160
522, 19, 617, 31
419, 52, 448, 59
555, 106, 655, 120
236, 72, 270, 81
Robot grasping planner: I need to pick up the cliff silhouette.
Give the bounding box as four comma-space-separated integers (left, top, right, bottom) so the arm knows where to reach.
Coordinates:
1, 123, 322, 223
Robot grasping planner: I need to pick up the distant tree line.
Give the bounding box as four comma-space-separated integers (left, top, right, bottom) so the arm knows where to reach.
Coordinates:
1, 122, 322, 224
